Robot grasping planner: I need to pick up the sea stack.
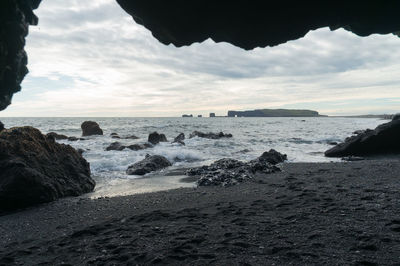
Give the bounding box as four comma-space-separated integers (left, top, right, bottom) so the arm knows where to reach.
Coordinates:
81, 121, 103, 136
0, 127, 95, 211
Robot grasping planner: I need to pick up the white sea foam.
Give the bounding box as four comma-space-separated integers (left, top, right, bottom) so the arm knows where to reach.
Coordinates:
1, 117, 386, 196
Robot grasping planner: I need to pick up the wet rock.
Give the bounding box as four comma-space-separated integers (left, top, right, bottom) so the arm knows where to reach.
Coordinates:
148, 132, 168, 145
187, 151, 283, 186
259, 149, 287, 165
189, 131, 233, 139
46, 132, 68, 140
126, 143, 152, 151
126, 155, 172, 175
0, 121, 4, 132
0, 126, 95, 211
106, 142, 126, 151
77, 148, 85, 155
81, 121, 103, 136
325, 119, 400, 157
173, 133, 185, 145
67, 137, 85, 142
110, 133, 121, 139
124, 135, 139, 140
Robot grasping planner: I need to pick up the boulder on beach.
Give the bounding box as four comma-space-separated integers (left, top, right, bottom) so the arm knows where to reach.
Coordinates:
81, 121, 103, 136
325, 118, 400, 157
148, 132, 168, 145
189, 131, 233, 139
0, 121, 4, 132
172, 133, 185, 145
0, 127, 95, 211
126, 155, 172, 175
259, 149, 287, 165
187, 150, 283, 186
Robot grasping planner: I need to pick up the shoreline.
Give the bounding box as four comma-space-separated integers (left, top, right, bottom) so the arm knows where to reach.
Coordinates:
1, 159, 400, 264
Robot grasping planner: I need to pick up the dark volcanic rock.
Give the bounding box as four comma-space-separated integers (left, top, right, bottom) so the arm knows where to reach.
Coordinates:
148, 132, 168, 145
187, 151, 282, 186
0, 121, 4, 132
392, 113, 400, 121
173, 133, 185, 145
325, 119, 400, 157
0, 126, 95, 211
126, 143, 152, 151
106, 142, 126, 151
259, 149, 287, 165
67, 137, 85, 142
116, 1, 400, 50
81, 121, 103, 136
0, 0, 41, 111
46, 132, 68, 140
126, 155, 172, 175
124, 135, 139, 140
189, 131, 233, 139
110, 133, 121, 139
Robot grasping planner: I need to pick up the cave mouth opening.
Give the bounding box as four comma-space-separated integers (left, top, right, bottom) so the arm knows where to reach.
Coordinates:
1, 0, 400, 116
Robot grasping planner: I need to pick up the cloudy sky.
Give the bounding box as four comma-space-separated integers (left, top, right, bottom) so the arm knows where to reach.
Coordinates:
1, 0, 400, 117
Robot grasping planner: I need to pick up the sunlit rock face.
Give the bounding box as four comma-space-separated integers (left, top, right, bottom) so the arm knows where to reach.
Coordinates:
0, 0, 41, 111
1, 0, 400, 111
116, 1, 400, 50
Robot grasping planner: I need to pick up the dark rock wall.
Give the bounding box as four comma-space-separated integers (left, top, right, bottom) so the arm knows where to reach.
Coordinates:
116, 1, 400, 50
0, 0, 41, 111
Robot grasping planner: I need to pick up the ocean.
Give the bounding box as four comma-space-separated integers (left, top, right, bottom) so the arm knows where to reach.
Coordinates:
0, 117, 385, 197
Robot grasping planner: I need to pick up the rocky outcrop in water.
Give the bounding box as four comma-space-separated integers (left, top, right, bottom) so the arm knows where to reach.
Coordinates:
126, 155, 172, 175
325, 118, 400, 157
189, 131, 232, 139
0, 121, 4, 132
187, 150, 285, 186
0, 126, 95, 211
81, 121, 103, 136
106, 142, 152, 151
148, 132, 167, 145
173, 133, 185, 145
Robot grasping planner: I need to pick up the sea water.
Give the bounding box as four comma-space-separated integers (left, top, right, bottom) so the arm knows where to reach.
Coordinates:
0, 117, 385, 197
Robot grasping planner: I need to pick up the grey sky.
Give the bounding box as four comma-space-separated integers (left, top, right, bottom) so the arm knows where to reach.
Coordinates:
1, 0, 399, 117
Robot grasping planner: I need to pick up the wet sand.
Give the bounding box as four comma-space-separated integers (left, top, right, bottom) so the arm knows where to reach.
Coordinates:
1, 160, 400, 265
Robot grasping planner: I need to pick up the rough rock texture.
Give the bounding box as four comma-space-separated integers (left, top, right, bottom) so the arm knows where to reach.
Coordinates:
259, 149, 287, 165
81, 121, 103, 136
172, 133, 185, 145
187, 151, 283, 186
116, 1, 400, 50
189, 131, 232, 139
325, 118, 400, 157
0, 0, 41, 111
148, 132, 167, 145
126, 155, 171, 175
106, 142, 126, 151
0, 121, 4, 132
46, 132, 68, 140
0, 126, 95, 211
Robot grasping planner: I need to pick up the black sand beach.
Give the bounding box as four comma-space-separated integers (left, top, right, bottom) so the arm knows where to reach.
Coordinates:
1, 160, 400, 265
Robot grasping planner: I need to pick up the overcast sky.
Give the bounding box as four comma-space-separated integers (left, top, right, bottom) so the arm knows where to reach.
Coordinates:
1, 0, 400, 117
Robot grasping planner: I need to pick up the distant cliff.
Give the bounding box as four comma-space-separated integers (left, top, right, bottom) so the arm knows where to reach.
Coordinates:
227, 109, 322, 117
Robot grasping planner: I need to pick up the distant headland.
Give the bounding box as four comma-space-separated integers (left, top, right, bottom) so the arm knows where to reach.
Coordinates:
227, 109, 324, 117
